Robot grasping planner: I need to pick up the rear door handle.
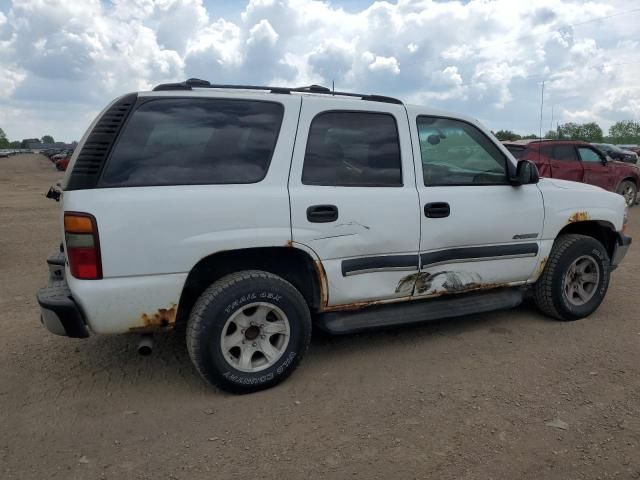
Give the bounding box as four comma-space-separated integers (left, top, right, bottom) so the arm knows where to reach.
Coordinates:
307, 204, 339, 223
424, 202, 450, 218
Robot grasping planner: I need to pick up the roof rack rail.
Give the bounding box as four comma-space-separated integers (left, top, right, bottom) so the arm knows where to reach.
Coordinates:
152, 78, 403, 105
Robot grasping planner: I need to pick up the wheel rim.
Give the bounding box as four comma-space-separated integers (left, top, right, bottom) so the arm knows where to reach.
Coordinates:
562, 255, 600, 306
219, 302, 291, 373
622, 185, 635, 206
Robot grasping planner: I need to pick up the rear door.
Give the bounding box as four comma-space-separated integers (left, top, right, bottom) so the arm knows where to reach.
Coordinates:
546, 143, 584, 182
288, 97, 420, 306
578, 145, 616, 190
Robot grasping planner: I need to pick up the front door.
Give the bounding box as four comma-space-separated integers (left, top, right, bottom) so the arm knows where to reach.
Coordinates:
578, 146, 616, 191
288, 97, 420, 306
406, 109, 544, 297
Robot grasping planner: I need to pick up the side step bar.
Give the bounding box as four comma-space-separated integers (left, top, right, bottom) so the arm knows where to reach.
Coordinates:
315, 288, 523, 335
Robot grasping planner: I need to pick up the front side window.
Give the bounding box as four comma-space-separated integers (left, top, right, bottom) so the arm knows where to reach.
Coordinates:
302, 111, 402, 187
578, 147, 602, 163
417, 116, 508, 186
100, 98, 284, 187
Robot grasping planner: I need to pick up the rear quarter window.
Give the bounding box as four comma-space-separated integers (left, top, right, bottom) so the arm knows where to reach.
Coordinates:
99, 98, 284, 187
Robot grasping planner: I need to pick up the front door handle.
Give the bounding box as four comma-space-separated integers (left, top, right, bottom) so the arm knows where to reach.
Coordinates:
424, 202, 450, 218
307, 204, 339, 223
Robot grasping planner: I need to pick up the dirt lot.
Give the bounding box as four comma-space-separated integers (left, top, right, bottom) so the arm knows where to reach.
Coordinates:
2, 154, 640, 479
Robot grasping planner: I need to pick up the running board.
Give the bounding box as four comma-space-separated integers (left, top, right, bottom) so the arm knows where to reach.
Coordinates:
315, 288, 524, 335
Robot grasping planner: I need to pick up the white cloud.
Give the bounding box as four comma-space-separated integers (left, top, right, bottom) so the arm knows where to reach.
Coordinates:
367, 54, 400, 75
0, 0, 638, 141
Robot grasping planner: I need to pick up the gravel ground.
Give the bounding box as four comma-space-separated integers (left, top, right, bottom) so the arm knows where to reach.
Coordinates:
2, 154, 640, 480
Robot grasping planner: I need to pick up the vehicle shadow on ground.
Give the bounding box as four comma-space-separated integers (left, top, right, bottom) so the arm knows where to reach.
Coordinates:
48, 300, 551, 396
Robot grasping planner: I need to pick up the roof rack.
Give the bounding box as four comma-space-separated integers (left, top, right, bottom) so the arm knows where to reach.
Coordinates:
152, 78, 403, 105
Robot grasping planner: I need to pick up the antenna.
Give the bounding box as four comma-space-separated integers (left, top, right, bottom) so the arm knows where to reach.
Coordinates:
538, 80, 545, 163
332, 80, 335, 95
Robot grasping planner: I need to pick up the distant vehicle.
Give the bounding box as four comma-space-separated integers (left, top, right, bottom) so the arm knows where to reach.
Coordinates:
0, 150, 9, 158
55, 157, 71, 171
592, 143, 638, 164
504, 139, 640, 207
619, 144, 640, 156
55, 151, 73, 171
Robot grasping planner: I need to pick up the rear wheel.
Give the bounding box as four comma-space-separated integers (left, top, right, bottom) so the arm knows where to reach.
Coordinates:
186, 270, 312, 394
534, 234, 610, 321
616, 180, 637, 207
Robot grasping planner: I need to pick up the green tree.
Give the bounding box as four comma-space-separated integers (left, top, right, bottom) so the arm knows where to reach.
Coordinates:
9, 141, 20, 148
581, 122, 603, 142
494, 130, 521, 141
609, 120, 640, 144
557, 122, 603, 142
41, 135, 55, 144
521, 134, 539, 139
0, 128, 9, 148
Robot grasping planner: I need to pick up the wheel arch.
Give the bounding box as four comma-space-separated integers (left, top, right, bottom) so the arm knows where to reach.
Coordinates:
556, 220, 617, 260
175, 246, 324, 329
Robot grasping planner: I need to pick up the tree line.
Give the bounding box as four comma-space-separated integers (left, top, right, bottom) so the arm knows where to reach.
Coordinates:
0, 128, 56, 148
496, 120, 640, 144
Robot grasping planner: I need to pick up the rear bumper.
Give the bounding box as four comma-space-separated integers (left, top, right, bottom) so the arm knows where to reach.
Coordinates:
36, 252, 89, 338
611, 233, 632, 268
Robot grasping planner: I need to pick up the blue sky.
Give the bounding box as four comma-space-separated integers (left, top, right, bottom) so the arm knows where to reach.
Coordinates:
0, 0, 638, 142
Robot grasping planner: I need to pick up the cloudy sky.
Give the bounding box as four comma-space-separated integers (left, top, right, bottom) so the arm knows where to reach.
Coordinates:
0, 0, 639, 142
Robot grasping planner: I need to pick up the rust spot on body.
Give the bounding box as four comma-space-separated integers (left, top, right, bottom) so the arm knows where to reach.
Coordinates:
536, 256, 548, 277
568, 211, 590, 223
314, 260, 329, 308
129, 303, 177, 333
285, 239, 294, 247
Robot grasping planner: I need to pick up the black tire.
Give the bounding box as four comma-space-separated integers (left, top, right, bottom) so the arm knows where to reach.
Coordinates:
534, 234, 610, 321
616, 180, 637, 207
186, 270, 312, 394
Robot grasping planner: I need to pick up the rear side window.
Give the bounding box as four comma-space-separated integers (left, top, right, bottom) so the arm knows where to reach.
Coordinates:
302, 111, 402, 187
505, 145, 525, 159
552, 145, 578, 161
100, 98, 284, 187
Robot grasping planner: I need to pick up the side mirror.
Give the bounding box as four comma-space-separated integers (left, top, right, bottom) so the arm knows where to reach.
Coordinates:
511, 160, 539, 186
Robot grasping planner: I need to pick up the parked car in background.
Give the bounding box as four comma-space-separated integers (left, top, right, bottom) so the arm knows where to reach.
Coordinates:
0, 150, 9, 158
55, 153, 72, 171
592, 143, 638, 164
619, 144, 640, 156
504, 139, 640, 206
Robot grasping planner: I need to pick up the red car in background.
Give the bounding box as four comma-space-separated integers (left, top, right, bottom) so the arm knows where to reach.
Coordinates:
55, 156, 71, 171
504, 140, 640, 207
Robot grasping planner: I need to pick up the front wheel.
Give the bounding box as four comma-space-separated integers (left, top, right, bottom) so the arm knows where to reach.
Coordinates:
616, 180, 637, 207
186, 270, 312, 394
534, 234, 610, 321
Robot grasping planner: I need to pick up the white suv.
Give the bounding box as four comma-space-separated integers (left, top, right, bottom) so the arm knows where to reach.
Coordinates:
38, 79, 631, 393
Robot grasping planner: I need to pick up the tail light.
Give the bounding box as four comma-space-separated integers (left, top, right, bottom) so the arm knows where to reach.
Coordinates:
64, 212, 102, 280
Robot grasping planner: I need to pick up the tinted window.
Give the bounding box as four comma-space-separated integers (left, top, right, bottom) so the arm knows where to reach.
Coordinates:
302, 112, 402, 187
552, 145, 578, 161
578, 147, 602, 163
506, 146, 524, 159
417, 116, 508, 186
100, 98, 284, 186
